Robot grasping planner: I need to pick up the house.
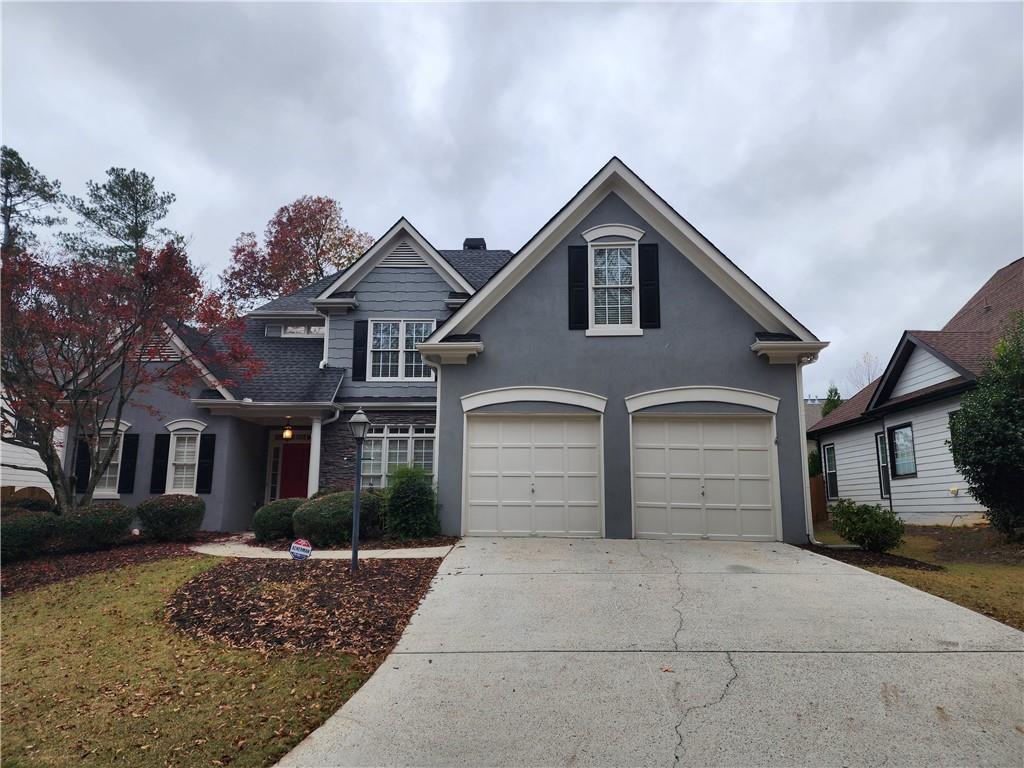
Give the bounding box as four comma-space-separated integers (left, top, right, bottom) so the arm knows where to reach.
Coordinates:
63, 158, 828, 543
804, 397, 824, 457
1, 408, 66, 499
807, 257, 1023, 524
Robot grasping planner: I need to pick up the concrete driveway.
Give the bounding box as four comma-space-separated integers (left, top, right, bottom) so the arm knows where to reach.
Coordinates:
280, 538, 1024, 767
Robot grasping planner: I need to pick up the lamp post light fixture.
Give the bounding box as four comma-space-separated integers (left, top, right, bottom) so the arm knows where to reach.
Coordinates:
282, 417, 294, 441
348, 409, 371, 572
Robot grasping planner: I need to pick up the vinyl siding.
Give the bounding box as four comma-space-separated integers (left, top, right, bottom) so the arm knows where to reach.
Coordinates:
823, 421, 887, 505
326, 267, 452, 400
890, 346, 959, 397
0, 438, 61, 492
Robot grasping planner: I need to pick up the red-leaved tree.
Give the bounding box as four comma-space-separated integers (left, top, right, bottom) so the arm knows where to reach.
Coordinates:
220, 196, 374, 313
1, 244, 260, 514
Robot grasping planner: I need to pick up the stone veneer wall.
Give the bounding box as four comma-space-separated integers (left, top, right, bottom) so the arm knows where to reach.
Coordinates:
318, 408, 436, 492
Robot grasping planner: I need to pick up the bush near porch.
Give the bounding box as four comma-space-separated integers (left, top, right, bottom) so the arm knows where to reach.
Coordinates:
292, 490, 385, 547
253, 498, 304, 543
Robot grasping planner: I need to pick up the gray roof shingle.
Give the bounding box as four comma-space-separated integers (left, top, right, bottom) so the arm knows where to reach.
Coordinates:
437, 249, 513, 289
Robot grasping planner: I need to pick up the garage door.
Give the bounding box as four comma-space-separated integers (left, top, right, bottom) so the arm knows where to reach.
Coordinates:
632, 416, 776, 540
465, 415, 601, 536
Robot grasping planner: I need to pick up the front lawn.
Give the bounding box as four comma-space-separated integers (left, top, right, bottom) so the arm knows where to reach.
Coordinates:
814, 521, 1024, 631
1, 554, 436, 767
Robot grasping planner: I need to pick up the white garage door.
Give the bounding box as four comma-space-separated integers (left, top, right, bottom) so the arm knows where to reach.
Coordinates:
465, 415, 602, 536
632, 416, 776, 540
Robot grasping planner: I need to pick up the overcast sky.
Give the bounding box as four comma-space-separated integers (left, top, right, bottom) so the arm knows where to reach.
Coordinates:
4, 2, 1022, 396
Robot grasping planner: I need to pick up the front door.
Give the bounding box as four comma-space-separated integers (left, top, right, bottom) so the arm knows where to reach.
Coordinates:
279, 442, 311, 499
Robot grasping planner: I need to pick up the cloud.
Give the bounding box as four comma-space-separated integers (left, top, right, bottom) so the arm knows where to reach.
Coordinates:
3, 1, 1021, 395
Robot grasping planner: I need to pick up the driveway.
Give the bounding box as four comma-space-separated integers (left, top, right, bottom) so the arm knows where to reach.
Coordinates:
279, 538, 1024, 767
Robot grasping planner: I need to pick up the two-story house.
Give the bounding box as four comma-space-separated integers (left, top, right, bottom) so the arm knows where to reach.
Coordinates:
63, 158, 828, 543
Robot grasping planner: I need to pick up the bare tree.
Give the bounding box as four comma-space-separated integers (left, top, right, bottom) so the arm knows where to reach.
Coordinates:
847, 351, 881, 392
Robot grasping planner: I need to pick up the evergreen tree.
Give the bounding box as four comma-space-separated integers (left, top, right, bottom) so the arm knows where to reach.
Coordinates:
0, 146, 64, 253
820, 383, 844, 418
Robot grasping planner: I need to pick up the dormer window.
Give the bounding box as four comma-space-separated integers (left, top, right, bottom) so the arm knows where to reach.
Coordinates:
581, 224, 645, 336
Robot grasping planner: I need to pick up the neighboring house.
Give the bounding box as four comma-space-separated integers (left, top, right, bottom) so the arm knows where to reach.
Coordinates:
804, 397, 823, 457
0, 389, 66, 498
61, 158, 829, 542
807, 257, 1022, 523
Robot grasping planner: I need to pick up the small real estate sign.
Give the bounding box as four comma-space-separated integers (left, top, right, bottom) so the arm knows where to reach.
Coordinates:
289, 539, 313, 561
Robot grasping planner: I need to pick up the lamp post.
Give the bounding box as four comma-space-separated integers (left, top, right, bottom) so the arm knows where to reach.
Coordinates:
348, 409, 371, 572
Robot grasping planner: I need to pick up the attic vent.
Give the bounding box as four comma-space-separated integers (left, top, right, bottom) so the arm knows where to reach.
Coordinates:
381, 240, 428, 268
139, 335, 182, 362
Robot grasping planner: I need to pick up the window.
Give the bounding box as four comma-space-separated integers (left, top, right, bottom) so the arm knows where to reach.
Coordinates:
368, 320, 435, 381
589, 244, 639, 333
360, 424, 435, 488
888, 423, 917, 478
875, 432, 890, 499
822, 443, 838, 500
94, 431, 124, 497
168, 431, 200, 493
282, 323, 325, 337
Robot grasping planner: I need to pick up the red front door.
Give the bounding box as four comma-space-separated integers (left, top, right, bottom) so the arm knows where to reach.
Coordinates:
279, 442, 311, 499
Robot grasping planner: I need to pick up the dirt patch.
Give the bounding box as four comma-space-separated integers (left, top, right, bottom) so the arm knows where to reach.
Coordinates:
803, 545, 944, 572
908, 525, 1024, 566
1, 532, 230, 595
264, 535, 459, 551
165, 557, 440, 657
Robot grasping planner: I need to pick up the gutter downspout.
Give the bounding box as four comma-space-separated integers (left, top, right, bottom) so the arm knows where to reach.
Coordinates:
797, 361, 826, 546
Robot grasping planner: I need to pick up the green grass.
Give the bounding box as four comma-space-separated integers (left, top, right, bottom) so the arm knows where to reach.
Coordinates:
1, 556, 368, 767
814, 520, 1024, 631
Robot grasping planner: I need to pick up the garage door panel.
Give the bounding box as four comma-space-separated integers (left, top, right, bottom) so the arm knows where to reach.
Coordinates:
501, 446, 532, 473
501, 420, 532, 443
567, 505, 601, 534
532, 446, 564, 472
502, 475, 533, 503
633, 415, 777, 541
469, 446, 498, 472
469, 417, 500, 442
466, 505, 498, 534
533, 475, 564, 502
568, 446, 598, 473
468, 474, 498, 501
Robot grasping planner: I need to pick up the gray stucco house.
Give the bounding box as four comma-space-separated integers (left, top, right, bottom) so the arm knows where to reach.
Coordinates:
66, 158, 827, 543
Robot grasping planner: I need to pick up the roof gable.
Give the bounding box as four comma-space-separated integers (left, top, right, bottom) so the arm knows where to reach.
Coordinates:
428, 157, 818, 343
867, 331, 977, 411
889, 344, 960, 398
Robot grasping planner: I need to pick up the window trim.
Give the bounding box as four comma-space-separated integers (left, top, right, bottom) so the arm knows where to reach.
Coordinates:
281, 323, 326, 338
165, 430, 202, 496
887, 422, 917, 479
874, 431, 891, 499
360, 424, 435, 488
93, 430, 126, 499
586, 240, 642, 336
366, 319, 437, 382
822, 442, 839, 501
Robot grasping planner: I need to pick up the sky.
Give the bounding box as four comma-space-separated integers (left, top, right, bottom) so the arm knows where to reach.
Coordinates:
3, 1, 1022, 397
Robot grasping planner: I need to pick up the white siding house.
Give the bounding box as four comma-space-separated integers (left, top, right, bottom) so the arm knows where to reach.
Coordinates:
890, 347, 960, 398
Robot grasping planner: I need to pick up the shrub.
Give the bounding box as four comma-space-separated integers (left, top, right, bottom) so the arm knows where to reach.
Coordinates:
292, 490, 386, 547
949, 312, 1024, 540
252, 498, 304, 543
807, 449, 822, 478
1, 509, 59, 561
385, 466, 439, 540
3, 497, 56, 514
55, 502, 133, 551
830, 498, 904, 553
136, 494, 206, 541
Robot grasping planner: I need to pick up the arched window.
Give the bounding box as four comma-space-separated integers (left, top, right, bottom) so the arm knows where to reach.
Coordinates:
165, 420, 207, 494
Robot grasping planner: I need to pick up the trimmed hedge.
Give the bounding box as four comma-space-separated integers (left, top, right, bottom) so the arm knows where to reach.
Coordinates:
56, 502, 133, 551
253, 498, 304, 543
136, 494, 206, 541
2, 497, 56, 514
385, 466, 439, 540
1, 509, 59, 561
292, 491, 386, 548
830, 498, 905, 553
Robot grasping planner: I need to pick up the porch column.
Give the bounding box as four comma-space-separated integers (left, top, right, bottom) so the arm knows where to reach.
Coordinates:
307, 417, 322, 497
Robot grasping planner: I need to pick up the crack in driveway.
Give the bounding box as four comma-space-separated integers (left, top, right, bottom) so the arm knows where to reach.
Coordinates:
673, 651, 740, 765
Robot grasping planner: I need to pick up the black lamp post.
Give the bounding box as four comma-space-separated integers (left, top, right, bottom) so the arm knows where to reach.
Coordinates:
348, 409, 371, 572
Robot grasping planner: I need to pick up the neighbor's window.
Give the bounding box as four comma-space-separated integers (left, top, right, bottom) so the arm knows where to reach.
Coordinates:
94, 431, 124, 496
822, 443, 838, 500
360, 424, 435, 488
591, 245, 637, 328
369, 320, 435, 381
888, 423, 917, 477
874, 432, 890, 499
169, 430, 200, 493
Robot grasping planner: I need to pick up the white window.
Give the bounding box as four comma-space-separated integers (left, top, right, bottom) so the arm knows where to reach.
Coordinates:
581, 223, 644, 336
94, 431, 124, 497
281, 323, 325, 337
164, 419, 206, 495
368, 320, 435, 381
360, 424, 435, 488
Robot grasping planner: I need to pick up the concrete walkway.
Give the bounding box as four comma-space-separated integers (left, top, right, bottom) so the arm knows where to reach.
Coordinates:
191, 535, 452, 560
279, 538, 1024, 767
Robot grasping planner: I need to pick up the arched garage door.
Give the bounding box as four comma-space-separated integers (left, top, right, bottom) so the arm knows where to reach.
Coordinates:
632, 415, 777, 540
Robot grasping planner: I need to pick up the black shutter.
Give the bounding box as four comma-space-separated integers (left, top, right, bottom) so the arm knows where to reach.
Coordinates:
352, 319, 368, 381
117, 433, 139, 494
195, 434, 216, 494
568, 245, 588, 330
74, 438, 91, 493
639, 243, 660, 329
150, 434, 170, 493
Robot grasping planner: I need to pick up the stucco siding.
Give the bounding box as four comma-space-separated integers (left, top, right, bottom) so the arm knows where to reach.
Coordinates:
327, 267, 451, 399
435, 192, 810, 543
891, 346, 959, 397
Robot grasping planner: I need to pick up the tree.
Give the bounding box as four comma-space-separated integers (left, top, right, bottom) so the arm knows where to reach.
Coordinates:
949, 312, 1024, 540
1, 146, 64, 252
847, 351, 881, 392
820, 383, 844, 418
1, 244, 259, 515
220, 196, 374, 312
63, 167, 179, 264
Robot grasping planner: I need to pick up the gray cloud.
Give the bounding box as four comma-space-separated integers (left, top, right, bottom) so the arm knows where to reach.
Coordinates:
3, 1, 1021, 396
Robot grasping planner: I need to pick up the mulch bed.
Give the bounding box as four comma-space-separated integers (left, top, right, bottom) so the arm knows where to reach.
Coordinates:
265, 535, 458, 552
165, 557, 441, 657
1, 532, 231, 596
803, 545, 944, 572
911, 525, 1024, 566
